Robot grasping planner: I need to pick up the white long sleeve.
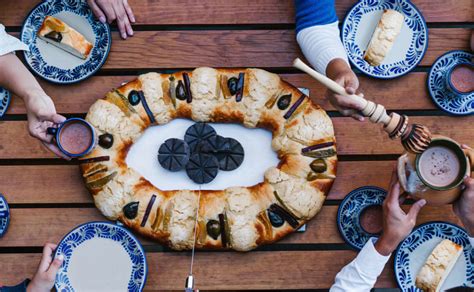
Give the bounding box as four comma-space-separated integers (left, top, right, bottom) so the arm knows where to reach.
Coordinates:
330, 238, 390, 292
331, 236, 474, 292
296, 21, 349, 75
0, 24, 28, 56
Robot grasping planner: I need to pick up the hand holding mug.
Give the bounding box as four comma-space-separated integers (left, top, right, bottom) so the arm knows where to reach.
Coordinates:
453, 144, 474, 236
375, 168, 427, 256
24, 92, 69, 159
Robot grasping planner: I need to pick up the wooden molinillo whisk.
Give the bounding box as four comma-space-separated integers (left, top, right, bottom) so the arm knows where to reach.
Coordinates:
293, 58, 431, 154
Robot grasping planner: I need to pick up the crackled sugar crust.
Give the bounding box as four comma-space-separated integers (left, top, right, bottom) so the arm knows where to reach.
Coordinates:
80, 67, 337, 251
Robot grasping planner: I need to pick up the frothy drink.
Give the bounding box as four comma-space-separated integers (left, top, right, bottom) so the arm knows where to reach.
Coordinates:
59, 121, 93, 155
418, 146, 461, 188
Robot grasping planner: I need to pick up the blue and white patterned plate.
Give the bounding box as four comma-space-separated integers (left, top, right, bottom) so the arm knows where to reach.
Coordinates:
337, 186, 387, 250
342, 0, 428, 79
21, 0, 111, 84
54, 221, 147, 291
394, 222, 473, 291
0, 193, 10, 238
428, 50, 474, 116
0, 87, 11, 118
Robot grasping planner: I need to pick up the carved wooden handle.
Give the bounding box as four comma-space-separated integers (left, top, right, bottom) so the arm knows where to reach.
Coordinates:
293, 58, 392, 125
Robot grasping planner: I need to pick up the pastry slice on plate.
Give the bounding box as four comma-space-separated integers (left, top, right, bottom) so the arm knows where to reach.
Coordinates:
37, 16, 93, 59
415, 239, 463, 292
364, 9, 404, 66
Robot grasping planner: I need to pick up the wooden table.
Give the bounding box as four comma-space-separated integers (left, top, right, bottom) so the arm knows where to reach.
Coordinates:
1, 1, 472, 290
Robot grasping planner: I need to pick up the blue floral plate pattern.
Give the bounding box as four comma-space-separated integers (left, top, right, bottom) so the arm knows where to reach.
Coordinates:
394, 222, 473, 291
21, 0, 111, 84
428, 50, 474, 116
342, 0, 428, 79
54, 221, 147, 292
0, 87, 11, 118
0, 193, 10, 238
337, 186, 387, 250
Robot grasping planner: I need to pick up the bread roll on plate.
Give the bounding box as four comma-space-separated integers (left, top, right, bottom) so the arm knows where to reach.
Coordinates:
415, 239, 463, 292
364, 9, 404, 66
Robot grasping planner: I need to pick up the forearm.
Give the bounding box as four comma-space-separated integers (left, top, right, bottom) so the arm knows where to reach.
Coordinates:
0, 53, 44, 104
330, 238, 390, 292
296, 22, 349, 75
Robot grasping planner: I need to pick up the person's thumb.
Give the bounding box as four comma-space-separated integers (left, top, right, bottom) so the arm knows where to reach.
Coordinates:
51, 114, 66, 124
47, 254, 64, 277
408, 199, 426, 220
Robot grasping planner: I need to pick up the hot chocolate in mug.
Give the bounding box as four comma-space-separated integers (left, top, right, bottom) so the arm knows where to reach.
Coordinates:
397, 136, 473, 205
47, 118, 96, 158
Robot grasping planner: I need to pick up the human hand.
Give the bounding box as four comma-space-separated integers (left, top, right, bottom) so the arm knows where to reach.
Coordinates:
325, 58, 365, 121
375, 168, 427, 256
27, 243, 64, 292
453, 144, 474, 236
24, 91, 69, 159
88, 0, 135, 39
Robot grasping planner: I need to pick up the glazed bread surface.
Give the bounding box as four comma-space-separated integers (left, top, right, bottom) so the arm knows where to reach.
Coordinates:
415, 239, 463, 292
364, 9, 404, 66
80, 67, 337, 251
38, 15, 93, 59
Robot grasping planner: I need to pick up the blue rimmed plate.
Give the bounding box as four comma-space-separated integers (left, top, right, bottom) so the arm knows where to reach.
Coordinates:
342, 0, 428, 79
0, 193, 10, 238
428, 50, 473, 116
21, 0, 111, 84
337, 186, 386, 250
0, 87, 11, 118
54, 221, 147, 292
394, 221, 473, 291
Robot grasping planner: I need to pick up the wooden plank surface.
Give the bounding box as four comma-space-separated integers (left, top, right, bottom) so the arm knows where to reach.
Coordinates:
9, 28, 463, 70
1, 0, 471, 290
0, 205, 461, 247
0, 161, 395, 204
1, 116, 473, 159
99, 29, 470, 69
1, 0, 472, 26
7, 72, 435, 115
0, 251, 396, 289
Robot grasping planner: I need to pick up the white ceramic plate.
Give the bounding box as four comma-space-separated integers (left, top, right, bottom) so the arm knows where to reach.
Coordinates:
54, 222, 147, 292
0, 193, 10, 238
21, 0, 111, 84
394, 222, 473, 291
0, 87, 10, 118
428, 50, 474, 116
342, 0, 428, 79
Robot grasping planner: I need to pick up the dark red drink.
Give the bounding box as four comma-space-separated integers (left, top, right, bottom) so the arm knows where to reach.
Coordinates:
359, 205, 383, 234
449, 64, 474, 94
59, 121, 93, 155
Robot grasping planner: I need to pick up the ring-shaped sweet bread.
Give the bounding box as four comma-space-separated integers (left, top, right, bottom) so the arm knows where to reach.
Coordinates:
80, 67, 337, 251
